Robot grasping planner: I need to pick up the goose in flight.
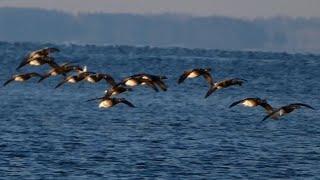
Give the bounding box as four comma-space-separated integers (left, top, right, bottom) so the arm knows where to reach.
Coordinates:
229, 97, 274, 114
118, 75, 160, 92
54, 66, 97, 88
38, 63, 83, 82
3, 72, 43, 86
24, 47, 59, 60
16, 56, 59, 70
87, 97, 135, 108
84, 73, 117, 86
17, 47, 60, 70
54, 72, 93, 88
261, 103, 315, 121
178, 68, 213, 86
205, 78, 246, 98
131, 73, 168, 91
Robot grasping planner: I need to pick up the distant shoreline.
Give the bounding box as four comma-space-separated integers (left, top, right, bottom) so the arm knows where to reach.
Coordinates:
1, 41, 319, 59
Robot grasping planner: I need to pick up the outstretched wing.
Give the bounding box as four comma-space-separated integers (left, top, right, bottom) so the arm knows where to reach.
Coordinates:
38, 74, 50, 83
16, 60, 30, 70
229, 99, 246, 108
287, 103, 315, 110
117, 98, 135, 107
202, 72, 214, 85
260, 102, 274, 114
143, 80, 159, 92
159, 75, 167, 80
29, 73, 43, 78
55, 77, 71, 88
44, 47, 60, 53
178, 71, 191, 84
230, 78, 246, 86
261, 110, 279, 122
102, 74, 117, 86
155, 80, 167, 91
86, 97, 104, 102
3, 77, 15, 86
36, 47, 60, 56
205, 85, 217, 98
46, 57, 59, 68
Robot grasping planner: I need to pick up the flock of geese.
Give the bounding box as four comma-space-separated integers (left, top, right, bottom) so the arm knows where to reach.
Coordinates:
3, 47, 315, 122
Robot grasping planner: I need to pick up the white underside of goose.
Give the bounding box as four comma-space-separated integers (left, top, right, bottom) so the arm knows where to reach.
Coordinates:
242, 100, 256, 107
99, 100, 113, 108
187, 72, 199, 78
125, 79, 138, 86
14, 77, 25, 81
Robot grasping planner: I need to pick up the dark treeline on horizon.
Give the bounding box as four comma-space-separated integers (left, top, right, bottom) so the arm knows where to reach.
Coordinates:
1, 7, 320, 52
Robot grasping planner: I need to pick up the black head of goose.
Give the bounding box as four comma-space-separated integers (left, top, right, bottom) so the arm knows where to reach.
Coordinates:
229, 97, 274, 114
3, 72, 43, 86
104, 85, 132, 97
261, 103, 315, 121
87, 97, 135, 108
178, 68, 213, 86
205, 78, 246, 98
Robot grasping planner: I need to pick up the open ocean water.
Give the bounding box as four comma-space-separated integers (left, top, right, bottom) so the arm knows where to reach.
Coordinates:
0, 42, 319, 179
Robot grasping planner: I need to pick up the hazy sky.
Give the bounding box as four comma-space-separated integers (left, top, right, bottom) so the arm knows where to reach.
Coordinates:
0, 0, 319, 19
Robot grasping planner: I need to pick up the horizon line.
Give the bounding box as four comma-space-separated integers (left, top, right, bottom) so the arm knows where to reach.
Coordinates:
1, 6, 320, 20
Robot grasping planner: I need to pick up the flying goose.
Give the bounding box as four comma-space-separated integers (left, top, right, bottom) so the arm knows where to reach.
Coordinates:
54, 72, 93, 88
261, 103, 315, 121
17, 56, 59, 70
54, 66, 95, 88
178, 68, 214, 86
131, 73, 168, 91
3, 72, 43, 86
118, 76, 159, 92
38, 63, 83, 82
85, 73, 117, 86
229, 97, 274, 114
205, 78, 246, 98
87, 97, 135, 108
17, 47, 60, 70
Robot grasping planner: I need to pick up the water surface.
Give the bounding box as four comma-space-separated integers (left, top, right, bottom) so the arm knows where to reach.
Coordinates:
0, 42, 319, 179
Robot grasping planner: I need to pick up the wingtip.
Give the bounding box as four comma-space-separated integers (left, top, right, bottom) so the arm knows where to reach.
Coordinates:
261, 117, 268, 122
38, 78, 45, 83
204, 90, 213, 98
306, 104, 315, 110
177, 79, 183, 84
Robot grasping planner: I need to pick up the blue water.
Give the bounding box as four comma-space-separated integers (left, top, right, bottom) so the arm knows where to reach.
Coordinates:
0, 42, 319, 179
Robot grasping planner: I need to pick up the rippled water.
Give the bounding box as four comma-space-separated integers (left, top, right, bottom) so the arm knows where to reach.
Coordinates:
0, 42, 319, 179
